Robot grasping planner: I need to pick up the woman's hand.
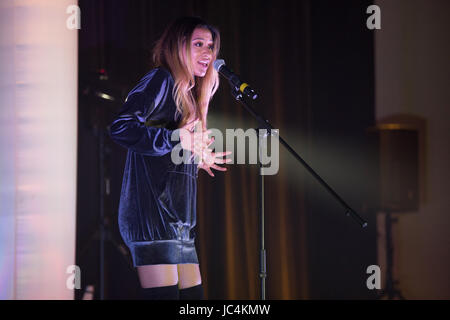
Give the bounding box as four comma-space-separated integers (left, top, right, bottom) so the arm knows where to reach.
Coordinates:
197, 136, 232, 177
197, 150, 232, 177
179, 121, 232, 177
179, 119, 210, 159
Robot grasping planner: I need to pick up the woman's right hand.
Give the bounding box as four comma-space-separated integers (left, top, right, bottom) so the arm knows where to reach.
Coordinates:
179, 119, 211, 159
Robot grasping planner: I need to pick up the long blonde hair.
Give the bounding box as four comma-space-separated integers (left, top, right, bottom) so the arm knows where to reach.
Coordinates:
153, 17, 220, 130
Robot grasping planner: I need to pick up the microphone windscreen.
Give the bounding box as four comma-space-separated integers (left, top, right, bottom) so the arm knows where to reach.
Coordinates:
213, 59, 225, 71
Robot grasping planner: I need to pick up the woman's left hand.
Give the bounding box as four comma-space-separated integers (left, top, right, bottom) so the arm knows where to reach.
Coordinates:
198, 149, 232, 177
197, 136, 232, 177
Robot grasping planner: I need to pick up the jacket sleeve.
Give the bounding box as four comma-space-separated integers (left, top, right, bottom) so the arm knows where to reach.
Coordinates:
109, 70, 179, 156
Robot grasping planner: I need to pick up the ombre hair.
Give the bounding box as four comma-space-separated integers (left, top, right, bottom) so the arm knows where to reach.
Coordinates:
153, 16, 220, 130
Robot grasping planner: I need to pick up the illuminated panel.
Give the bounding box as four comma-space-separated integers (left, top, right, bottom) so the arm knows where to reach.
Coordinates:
0, 0, 78, 299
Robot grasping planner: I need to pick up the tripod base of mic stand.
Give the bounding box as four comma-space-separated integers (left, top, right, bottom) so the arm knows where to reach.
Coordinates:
377, 210, 406, 300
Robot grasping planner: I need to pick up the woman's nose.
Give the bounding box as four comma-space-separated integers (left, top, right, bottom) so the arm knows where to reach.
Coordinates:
202, 47, 212, 56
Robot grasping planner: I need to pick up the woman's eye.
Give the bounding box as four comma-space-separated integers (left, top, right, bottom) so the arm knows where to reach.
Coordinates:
194, 42, 202, 47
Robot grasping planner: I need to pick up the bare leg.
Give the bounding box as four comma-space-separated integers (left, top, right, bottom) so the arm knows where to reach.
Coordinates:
177, 264, 202, 289
137, 264, 178, 289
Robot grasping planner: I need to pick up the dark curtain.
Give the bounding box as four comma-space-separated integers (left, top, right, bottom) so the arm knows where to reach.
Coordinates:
77, 0, 376, 300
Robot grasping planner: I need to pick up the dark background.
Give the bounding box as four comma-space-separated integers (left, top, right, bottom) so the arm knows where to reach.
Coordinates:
76, 0, 377, 300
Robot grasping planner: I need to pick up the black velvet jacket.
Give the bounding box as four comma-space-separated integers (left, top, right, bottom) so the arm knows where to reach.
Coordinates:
109, 67, 199, 266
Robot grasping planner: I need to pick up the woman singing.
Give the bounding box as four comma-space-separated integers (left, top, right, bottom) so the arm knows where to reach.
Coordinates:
109, 16, 230, 300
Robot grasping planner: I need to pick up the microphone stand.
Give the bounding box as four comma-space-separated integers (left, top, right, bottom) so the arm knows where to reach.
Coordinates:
228, 85, 367, 300
257, 128, 269, 300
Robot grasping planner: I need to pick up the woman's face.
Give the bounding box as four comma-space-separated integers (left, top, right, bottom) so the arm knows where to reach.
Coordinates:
190, 27, 214, 77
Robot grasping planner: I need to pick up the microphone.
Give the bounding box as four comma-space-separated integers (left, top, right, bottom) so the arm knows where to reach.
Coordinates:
213, 59, 258, 100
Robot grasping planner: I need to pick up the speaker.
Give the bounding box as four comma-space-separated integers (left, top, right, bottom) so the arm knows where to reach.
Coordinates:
378, 127, 419, 212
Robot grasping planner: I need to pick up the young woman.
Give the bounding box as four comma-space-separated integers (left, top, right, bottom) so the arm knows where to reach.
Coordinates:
109, 17, 230, 300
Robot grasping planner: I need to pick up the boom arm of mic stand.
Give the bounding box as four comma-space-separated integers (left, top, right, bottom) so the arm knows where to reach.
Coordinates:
229, 86, 367, 228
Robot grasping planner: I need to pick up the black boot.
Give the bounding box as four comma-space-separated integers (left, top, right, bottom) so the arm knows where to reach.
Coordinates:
140, 285, 179, 300
179, 284, 204, 300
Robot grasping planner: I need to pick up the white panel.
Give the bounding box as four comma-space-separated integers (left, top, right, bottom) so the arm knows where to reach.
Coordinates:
0, 0, 78, 299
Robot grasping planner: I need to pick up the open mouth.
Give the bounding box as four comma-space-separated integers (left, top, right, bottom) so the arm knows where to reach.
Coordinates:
198, 61, 209, 68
